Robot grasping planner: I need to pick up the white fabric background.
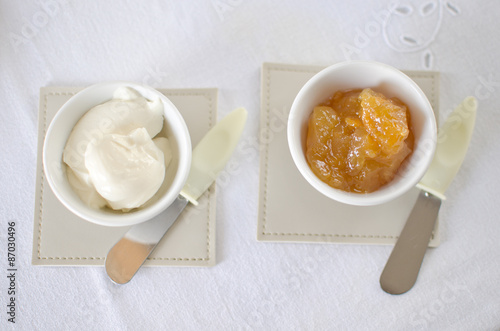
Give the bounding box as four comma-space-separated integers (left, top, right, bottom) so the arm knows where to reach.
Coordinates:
1, 0, 499, 330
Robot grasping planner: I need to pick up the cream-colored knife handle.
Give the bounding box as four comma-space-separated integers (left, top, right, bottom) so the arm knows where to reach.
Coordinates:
181, 107, 247, 204
417, 97, 477, 199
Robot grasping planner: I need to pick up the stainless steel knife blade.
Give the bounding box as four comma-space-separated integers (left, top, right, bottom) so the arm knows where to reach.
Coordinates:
105, 196, 188, 284
380, 191, 441, 294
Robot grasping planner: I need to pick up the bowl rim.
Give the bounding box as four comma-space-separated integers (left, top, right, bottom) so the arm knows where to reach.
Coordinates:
43, 81, 192, 226
287, 60, 437, 206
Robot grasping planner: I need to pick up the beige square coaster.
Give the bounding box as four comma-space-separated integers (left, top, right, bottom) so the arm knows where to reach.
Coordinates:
257, 63, 440, 246
32, 87, 217, 266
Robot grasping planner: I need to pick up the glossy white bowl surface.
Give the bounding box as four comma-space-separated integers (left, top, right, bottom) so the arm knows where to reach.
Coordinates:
43, 82, 192, 226
287, 61, 437, 206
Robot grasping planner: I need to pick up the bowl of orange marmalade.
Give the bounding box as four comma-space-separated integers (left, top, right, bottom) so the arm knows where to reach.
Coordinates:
288, 61, 437, 206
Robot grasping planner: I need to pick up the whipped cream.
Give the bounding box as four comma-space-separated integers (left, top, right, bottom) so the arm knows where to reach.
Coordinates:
63, 87, 172, 211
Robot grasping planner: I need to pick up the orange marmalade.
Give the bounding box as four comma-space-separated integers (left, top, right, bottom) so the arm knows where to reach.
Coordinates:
306, 88, 414, 193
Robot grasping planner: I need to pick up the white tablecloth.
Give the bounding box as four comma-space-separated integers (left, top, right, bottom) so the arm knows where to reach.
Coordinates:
1, 1, 499, 330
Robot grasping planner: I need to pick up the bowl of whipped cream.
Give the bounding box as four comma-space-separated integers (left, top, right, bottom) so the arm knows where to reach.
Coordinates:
43, 82, 192, 227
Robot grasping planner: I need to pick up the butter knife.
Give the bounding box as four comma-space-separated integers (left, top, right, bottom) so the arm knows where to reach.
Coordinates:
380, 97, 477, 294
105, 107, 247, 284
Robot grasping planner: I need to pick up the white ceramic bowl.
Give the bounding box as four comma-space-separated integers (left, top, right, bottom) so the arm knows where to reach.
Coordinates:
43, 82, 192, 226
287, 61, 437, 206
